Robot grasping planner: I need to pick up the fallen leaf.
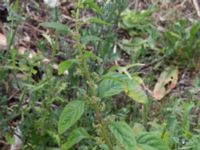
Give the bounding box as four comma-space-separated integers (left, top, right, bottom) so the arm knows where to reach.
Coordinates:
153, 66, 178, 100
0, 33, 7, 50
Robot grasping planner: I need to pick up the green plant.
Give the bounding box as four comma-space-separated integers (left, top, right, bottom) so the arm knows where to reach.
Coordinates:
1, 1, 199, 150
163, 98, 200, 149
163, 19, 200, 70
118, 7, 160, 63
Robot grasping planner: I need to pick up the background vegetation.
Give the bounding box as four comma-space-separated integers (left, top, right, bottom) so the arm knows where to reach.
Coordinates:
0, 0, 200, 149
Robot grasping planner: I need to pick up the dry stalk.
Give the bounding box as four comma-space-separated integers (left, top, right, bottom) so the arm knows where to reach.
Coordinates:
193, 0, 200, 16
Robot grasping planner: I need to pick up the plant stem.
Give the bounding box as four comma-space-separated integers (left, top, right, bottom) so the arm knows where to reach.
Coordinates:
143, 103, 148, 128
75, 0, 81, 33
74, 2, 113, 149
81, 56, 113, 150
101, 124, 113, 150
52, 7, 59, 58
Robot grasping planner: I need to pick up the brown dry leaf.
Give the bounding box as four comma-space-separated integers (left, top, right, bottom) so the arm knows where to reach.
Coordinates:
153, 66, 179, 100
0, 33, 7, 50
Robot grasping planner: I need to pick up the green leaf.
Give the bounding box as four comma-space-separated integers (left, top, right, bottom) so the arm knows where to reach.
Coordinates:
133, 123, 145, 136
98, 78, 124, 98
98, 73, 126, 98
83, 0, 102, 14
47, 131, 60, 145
137, 144, 160, 150
81, 35, 101, 44
40, 22, 69, 35
119, 38, 147, 55
62, 128, 90, 150
125, 77, 148, 104
98, 72, 147, 104
89, 17, 112, 26
136, 132, 170, 150
58, 60, 75, 75
119, 8, 154, 33
164, 31, 181, 44
190, 21, 200, 38
83, 51, 99, 61
109, 121, 137, 150
58, 100, 85, 134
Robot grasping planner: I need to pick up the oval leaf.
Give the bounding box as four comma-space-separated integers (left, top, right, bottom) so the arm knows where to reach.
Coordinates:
62, 128, 90, 150
136, 132, 170, 150
109, 121, 137, 150
125, 77, 148, 104
98, 72, 127, 98
58, 100, 85, 134
98, 79, 124, 98
153, 66, 178, 100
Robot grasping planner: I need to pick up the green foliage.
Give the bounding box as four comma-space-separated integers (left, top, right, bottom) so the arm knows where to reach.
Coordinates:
58, 100, 85, 134
120, 8, 155, 35
163, 98, 200, 149
98, 72, 127, 98
62, 128, 90, 150
82, 0, 102, 14
58, 59, 75, 75
40, 22, 69, 35
89, 17, 112, 26
98, 72, 148, 104
118, 7, 159, 63
109, 121, 137, 150
85, 0, 128, 59
136, 132, 169, 150
0, 0, 199, 149
163, 19, 200, 68
125, 76, 148, 104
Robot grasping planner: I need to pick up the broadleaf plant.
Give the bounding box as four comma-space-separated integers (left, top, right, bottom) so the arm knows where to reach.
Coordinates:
62, 128, 90, 150
109, 121, 137, 150
98, 72, 148, 104
58, 100, 85, 134
1, 0, 199, 150
136, 132, 170, 150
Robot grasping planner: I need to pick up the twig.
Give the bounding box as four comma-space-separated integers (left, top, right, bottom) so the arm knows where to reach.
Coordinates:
134, 0, 139, 11
193, 0, 200, 17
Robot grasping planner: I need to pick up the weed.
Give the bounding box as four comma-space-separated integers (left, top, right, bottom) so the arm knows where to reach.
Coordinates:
0, 1, 199, 150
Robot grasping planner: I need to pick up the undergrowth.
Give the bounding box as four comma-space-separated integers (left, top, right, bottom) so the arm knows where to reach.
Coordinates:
0, 0, 199, 150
